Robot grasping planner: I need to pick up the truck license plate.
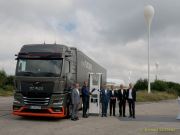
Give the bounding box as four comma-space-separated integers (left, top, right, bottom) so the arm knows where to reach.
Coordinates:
29, 106, 41, 110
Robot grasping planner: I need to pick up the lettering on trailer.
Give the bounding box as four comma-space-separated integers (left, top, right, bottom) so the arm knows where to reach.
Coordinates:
81, 60, 92, 71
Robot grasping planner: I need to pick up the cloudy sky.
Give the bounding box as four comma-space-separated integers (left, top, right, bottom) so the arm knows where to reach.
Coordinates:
0, 0, 180, 84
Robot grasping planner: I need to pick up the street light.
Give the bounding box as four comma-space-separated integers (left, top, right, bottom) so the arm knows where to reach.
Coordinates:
155, 62, 159, 80
128, 71, 132, 84
144, 5, 155, 94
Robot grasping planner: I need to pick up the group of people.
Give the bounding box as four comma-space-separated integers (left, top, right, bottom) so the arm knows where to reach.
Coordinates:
101, 83, 136, 119
70, 81, 136, 121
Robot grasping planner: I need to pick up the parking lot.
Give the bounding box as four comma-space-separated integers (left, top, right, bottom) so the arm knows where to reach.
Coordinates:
0, 97, 180, 135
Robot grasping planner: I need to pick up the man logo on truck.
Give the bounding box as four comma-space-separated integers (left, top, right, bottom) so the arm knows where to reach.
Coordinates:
29, 86, 44, 91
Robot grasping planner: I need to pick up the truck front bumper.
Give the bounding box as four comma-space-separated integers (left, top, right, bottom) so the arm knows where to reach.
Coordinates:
13, 106, 66, 118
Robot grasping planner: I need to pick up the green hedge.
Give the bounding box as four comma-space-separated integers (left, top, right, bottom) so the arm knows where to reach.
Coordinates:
0, 70, 14, 92
134, 79, 148, 90
134, 79, 180, 96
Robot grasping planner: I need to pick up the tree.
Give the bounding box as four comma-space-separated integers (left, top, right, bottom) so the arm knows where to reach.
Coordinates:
0, 70, 7, 87
5, 75, 14, 86
151, 80, 168, 91
134, 78, 180, 96
134, 79, 148, 90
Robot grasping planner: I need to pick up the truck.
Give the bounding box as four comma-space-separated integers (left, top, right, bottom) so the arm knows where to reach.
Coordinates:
13, 44, 106, 118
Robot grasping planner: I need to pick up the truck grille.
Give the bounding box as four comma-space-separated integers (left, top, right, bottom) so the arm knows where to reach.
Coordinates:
23, 97, 50, 106
21, 81, 54, 98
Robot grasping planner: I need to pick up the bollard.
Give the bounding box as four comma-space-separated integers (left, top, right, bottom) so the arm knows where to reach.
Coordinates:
176, 97, 180, 120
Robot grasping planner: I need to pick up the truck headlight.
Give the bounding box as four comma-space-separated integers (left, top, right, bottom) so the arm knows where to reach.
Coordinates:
52, 98, 64, 105
13, 99, 21, 104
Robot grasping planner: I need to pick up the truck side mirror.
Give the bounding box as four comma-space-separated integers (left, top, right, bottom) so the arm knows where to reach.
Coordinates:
65, 54, 72, 57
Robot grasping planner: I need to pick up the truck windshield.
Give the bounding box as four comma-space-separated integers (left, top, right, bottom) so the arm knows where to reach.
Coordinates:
16, 59, 62, 77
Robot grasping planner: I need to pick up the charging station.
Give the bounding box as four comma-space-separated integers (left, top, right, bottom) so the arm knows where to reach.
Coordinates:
88, 73, 102, 115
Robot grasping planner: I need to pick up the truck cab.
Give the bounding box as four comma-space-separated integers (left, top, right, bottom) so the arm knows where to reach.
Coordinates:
13, 44, 74, 118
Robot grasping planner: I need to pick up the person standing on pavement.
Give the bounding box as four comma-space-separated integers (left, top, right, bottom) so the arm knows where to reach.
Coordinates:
100, 84, 110, 117
127, 83, 136, 118
81, 81, 90, 118
109, 85, 117, 116
71, 83, 81, 121
117, 84, 127, 117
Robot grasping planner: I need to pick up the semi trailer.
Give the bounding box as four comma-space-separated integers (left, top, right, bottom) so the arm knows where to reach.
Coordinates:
13, 44, 106, 118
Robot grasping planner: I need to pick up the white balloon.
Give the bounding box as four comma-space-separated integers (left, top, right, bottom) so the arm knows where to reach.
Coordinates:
144, 5, 155, 25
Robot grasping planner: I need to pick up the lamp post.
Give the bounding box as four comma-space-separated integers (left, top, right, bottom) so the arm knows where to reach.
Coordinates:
128, 71, 132, 84
155, 62, 159, 81
144, 5, 155, 94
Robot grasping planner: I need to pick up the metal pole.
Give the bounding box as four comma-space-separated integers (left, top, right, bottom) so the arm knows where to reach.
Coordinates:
148, 24, 151, 93
155, 63, 157, 81
144, 5, 154, 94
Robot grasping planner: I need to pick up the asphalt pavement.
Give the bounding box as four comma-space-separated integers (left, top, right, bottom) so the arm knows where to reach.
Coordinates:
0, 97, 180, 135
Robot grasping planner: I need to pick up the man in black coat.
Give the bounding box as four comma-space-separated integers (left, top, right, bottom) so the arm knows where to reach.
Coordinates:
109, 85, 117, 116
81, 81, 90, 118
117, 84, 127, 117
127, 83, 136, 118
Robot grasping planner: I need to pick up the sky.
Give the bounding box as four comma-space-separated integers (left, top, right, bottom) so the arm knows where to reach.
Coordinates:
0, 0, 180, 84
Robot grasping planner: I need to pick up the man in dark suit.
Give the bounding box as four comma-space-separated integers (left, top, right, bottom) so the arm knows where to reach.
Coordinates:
71, 83, 81, 121
109, 85, 117, 116
81, 81, 90, 118
100, 84, 110, 117
127, 83, 136, 118
117, 84, 127, 117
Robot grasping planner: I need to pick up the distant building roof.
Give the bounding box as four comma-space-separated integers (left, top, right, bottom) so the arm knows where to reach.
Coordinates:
107, 78, 125, 86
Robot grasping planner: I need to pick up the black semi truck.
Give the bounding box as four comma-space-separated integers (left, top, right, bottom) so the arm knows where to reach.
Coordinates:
13, 44, 106, 118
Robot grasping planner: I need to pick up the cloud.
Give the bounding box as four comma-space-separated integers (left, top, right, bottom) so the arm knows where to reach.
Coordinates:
0, 0, 180, 84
